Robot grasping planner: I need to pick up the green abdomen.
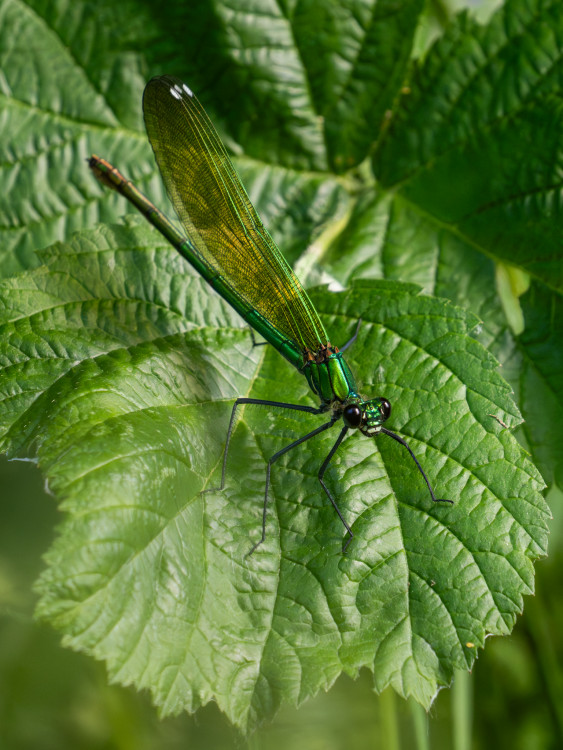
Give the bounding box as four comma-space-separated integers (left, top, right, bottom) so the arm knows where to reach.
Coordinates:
302, 352, 358, 405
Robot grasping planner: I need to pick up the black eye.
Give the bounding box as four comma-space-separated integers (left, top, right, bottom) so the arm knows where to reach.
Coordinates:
343, 404, 362, 428
379, 398, 391, 421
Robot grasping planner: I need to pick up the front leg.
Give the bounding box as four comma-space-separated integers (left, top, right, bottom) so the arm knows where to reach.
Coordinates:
317, 426, 353, 550
207, 397, 325, 494
247, 415, 339, 556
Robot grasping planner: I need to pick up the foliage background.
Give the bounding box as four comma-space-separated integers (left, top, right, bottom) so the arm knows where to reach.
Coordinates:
0, 0, 562, 748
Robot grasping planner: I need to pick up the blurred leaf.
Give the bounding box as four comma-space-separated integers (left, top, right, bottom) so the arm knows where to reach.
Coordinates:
495, 263, 531, 337
374, 0, 563, 292
515, 284, 563, 488
0, 222, 548, 729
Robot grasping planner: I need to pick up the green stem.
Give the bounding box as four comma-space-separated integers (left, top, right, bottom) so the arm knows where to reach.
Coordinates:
452, 669, 472, 750
380, 689, 400, 750
410, 700, 429, 750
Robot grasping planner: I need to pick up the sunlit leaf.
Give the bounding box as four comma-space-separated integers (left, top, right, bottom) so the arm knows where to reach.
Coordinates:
0, 223, 548, 728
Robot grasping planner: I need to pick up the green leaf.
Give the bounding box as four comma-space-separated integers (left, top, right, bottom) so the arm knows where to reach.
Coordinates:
289, 0, 424, 172
374, 0, 563, 292
1, 0, 557, 734
324, 189, 563, 491
0, 0, 418, 278
0, 223, 548, 729
0, 0, 157, 277
512, 283, 563, 488
142, 0, 423, 172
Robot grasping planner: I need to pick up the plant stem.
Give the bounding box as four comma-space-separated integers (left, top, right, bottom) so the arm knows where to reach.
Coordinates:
452, 669, 472, 750
410, 699, 430, 750
380, 689, 400, 750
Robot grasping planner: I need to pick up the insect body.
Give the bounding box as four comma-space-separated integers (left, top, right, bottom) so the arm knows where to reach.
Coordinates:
90, 75, 452, 555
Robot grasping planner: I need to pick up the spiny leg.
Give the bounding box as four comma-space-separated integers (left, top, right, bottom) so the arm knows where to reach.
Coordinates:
205, 398, 325, 494
340, 319, 362, 353
249, 328, 268, 347
248, 415, 339, 556
380, 427, 453, 505
317, 426, 353, 551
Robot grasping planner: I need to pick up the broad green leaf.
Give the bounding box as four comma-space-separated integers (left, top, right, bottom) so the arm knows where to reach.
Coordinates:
0, 0, 156, 276
289, 0, 423, 171
324, 191, 507, 329
0, 222, 548, 729
323, 190, 563, 491
374, 0, 563, 292
142, 0, 423, 171
1, 0, 557, 734
0, 0, 418, 278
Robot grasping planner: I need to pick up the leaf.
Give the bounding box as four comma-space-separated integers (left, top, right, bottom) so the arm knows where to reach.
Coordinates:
0, 0, 417, 278
0, 0, 157, 276
324, 188, 563, 491
142, 0, 423, 172
373, 0, 563, 292
513, 283, 563, 488
289, 0, 424, 172
0, 222, 548, 729
1, 0, 557, 733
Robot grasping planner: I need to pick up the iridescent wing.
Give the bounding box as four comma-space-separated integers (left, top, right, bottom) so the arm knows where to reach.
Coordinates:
143, 76, 328, 354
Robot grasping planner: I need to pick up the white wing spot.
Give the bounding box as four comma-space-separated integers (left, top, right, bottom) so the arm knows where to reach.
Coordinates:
182, 83, 194, 97
170, 86, 181, 100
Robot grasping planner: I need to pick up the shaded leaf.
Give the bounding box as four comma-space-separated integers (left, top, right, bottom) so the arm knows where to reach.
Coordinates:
514, 284, 563, 488
290, 0, 423, 171
374, 0, 563, 291
0, 0, 351, 277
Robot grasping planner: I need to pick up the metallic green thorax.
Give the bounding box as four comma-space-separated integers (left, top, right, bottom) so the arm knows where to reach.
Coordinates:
302, 349, 359, 406
302, 348, 391, 437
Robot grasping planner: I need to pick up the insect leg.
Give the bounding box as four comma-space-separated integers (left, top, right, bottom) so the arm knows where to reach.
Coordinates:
247, 415, 339, 556
249, 328, 268, 347
380, 427, 453, 505
317, 425, 354, 550
206, 398, 325, 494
340, 319, 362, 353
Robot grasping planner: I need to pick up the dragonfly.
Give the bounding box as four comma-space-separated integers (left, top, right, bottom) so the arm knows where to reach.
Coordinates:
89, 75, 452, 555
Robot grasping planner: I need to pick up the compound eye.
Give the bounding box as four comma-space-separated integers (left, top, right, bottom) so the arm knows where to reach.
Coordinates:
379, 398, 391, 421
343, 404, 362, 428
